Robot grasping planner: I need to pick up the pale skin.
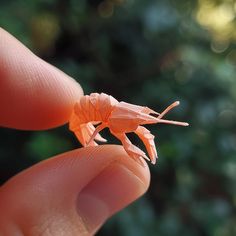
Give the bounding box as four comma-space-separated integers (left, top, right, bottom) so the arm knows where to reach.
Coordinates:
0, 28, 150, 235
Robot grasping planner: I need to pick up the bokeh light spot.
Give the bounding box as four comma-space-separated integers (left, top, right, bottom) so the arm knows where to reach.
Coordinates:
211, 40, 229, 53
196, 0, 236, 42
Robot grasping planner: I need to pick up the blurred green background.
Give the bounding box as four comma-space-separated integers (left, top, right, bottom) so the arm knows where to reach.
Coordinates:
0, 0, 236, 235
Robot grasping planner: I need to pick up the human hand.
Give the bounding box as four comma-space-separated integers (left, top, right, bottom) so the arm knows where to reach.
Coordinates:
0, 28, 150, 235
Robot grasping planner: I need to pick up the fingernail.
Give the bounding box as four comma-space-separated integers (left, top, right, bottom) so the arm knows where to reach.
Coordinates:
77, 163, 146, 233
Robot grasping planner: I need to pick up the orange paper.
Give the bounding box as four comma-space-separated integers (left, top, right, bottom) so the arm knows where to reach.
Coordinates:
69, 93, 189, 164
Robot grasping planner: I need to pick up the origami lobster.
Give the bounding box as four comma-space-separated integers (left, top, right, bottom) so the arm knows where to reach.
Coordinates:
69, 93, 188, 164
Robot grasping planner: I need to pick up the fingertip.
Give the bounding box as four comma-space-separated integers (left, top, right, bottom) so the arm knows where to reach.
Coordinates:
0, 27, 84, 130
0, 145, 150, 235
86, 145, 151, 189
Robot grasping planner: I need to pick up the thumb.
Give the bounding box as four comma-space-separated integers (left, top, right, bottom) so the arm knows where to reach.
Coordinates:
0, 145, 150, 236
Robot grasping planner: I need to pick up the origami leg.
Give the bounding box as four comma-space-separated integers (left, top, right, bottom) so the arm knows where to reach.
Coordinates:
87, 123, 107, 146
111, 132, 149, 161
73, 122, 106, 147
134, 126, 157, 164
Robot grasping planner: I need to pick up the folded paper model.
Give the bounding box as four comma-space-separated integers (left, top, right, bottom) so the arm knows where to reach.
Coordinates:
69, 93, 189, 164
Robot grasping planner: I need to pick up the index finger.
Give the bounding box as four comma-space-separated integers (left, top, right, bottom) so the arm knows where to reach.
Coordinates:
0, 27, 83, 130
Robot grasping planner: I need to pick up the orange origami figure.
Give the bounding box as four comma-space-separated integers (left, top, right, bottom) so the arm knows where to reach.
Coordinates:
69, 93, 189, 164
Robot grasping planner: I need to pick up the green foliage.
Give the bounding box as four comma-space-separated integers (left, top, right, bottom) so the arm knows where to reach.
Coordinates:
1, 0, 236, 235
26, 131, 73, 161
